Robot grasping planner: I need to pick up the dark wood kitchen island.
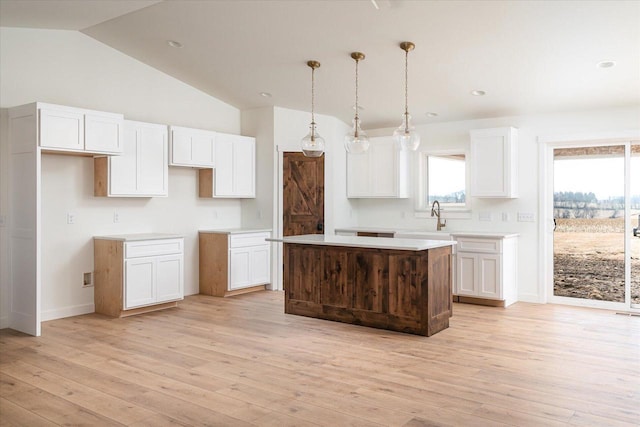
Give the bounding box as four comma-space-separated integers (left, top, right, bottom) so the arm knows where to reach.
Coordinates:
271, 234, 456, 336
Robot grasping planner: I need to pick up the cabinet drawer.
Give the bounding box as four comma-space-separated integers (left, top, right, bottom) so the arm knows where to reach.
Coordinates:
229, 233, 270, 248
125, 239, 183, 258
455, 238, 501, 254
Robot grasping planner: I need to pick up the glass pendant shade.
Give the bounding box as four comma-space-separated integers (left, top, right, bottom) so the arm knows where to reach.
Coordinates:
301, 122, 325, 157
393, 113, 420, 151
345, 117, 370, 154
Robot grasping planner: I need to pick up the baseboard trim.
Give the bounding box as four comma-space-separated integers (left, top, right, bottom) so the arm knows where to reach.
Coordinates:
517, 293, 544, 303
41, 303, 95, 322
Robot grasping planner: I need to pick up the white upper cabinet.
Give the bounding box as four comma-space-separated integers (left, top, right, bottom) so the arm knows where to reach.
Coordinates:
347, 136, 409, 198
469, 127, 518, 198
94, 120, 168, 197
39, 103, 123, 155
169, 126, 215, 168
199, 133, 256, 198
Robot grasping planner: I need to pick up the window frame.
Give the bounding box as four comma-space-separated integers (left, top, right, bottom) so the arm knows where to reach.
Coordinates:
416, 150, 471, 216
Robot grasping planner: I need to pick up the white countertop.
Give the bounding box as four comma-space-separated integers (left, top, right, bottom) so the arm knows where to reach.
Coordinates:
268, 234, 456, 251
93, 233, 183, 241
337, 227, 518, 239
199, 228, 272, 235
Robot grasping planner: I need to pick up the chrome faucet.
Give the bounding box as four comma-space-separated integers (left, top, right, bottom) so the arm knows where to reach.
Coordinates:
431, 200, 446, 231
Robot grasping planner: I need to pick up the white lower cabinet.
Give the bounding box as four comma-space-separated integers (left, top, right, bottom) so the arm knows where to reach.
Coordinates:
199, 230, 271, 296
94, 235, 184, 317
453, 235, 517, 306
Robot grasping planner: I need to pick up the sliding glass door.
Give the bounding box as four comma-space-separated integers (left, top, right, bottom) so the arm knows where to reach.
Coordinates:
551, 142, 639, 310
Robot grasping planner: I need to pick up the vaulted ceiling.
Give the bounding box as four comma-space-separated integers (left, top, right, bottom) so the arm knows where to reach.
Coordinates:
2, 0, 639, 129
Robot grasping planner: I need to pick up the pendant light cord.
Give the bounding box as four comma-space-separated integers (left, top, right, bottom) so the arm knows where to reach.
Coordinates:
404, 48, 409, 131
311, 66, 316, 126
355, 58, 360, 121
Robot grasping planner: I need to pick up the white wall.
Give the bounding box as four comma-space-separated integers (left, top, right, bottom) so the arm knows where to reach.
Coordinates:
358, 107, 640, 302
0, 27, 242, 323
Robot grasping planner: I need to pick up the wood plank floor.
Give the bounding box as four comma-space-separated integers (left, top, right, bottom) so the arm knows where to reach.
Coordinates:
1, 291, 639, 426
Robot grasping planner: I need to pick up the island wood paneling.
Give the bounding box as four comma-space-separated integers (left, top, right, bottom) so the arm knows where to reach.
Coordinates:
284, 243, 452, 336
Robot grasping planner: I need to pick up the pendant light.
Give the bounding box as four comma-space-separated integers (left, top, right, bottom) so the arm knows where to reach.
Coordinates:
344, 52, 370, 154
393, 42, 420, 151
301, 60, 325, 157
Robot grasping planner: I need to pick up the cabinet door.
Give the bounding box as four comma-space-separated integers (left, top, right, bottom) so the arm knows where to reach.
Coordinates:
478, 254, 501, 299
156, 254, 183, 302
370, 139, 397, 196
250, 245, 270, 285
455, 252, 477, 296
170, 128, 215, 167
229, 248, 251, 290
109, 122, 138, 195
137, 124, 168, 196
85, 113, 123, 154
39, 107, 84, 151
347, 151, 370, 197
125, 258, 156, 309
170, 129, 193, 165
214, 134, 235, 196
233, 136, 255, 197
470, 127, 517, 198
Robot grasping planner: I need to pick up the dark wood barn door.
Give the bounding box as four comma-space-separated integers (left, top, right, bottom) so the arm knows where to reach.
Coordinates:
283, 152, 324, 236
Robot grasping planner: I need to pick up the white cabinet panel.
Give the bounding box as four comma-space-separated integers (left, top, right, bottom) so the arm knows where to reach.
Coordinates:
39, 104, 123, 155
95, 236, 184, 316
199, 231, 271, 296
169, 126, 215, 167
85, 113, 123, 154
125, 258, 156, 309
214, 135, 235, 196
453, 236, 518, 306
100, 120, 168, 197
478, 254, 500, 298
347, 136, 409, 198
456, 253, 477, 296
39, 107, 84, 151
156, 255, 183, 302
230, 248, 251, 290
470, 127, 518, 198
251, 246, 271, 285
212, 133, 256, 198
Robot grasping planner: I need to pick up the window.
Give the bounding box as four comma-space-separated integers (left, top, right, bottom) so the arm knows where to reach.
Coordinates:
417, 151, 469, 212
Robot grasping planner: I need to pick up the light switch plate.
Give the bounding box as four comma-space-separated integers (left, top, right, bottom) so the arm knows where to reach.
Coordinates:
517, 212, 535, 222
67, 212, 76, 224
479, 212, 492, 221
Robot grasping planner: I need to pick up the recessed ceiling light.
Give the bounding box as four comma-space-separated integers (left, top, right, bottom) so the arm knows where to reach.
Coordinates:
425, 112, 438, 117
470, 90, 486, 96
167, 40, 183, 48
259, 92, 272, 98
597, 60, 616, 68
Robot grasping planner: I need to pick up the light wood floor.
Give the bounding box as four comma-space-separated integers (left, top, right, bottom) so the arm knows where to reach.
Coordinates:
1, 292, 639, 426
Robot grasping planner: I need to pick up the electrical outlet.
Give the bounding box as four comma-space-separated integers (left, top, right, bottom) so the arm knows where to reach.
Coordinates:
257, 210, 263, 219
67, 212, 76, 224
502, 212, 510, 222
113, 211, 120, 223
83, 272, 92, 287
517, 212, 535, 222
212, 210, 218, 219
0, 215, 6, 227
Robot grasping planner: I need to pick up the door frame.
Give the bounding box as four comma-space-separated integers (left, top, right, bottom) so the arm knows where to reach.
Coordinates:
538, 130, 640, 311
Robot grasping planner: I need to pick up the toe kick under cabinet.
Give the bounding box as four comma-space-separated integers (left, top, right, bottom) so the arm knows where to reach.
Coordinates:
199, 230, 271, 297
94, 234, 184, 317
